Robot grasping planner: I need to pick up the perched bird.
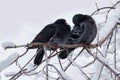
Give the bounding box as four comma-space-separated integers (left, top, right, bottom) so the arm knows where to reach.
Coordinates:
28, 19, 71, 65
59, 14, 97, 59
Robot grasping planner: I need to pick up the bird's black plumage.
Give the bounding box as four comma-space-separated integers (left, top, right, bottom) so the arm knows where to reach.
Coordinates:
59, 14, 97, 59
28, 19, 71, 65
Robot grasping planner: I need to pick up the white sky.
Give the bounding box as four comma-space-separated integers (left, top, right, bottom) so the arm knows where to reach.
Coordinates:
0, 0, 116, 42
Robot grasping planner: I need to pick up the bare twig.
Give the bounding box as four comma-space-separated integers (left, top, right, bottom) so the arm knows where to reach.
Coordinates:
82, 58, 96, 68
68, 56, 90, 80
105, 0, 120, 22
113, 27, 117, 80
85, 48, 120, 78
92, 30, 115, 80
57, 48, 85, 80
91, 7, 115, 16
91, 0, 120, 23
44, 46, 49, 80
48, 64, 66, 80
9, 53, 36, 80
56, 50, 64, 70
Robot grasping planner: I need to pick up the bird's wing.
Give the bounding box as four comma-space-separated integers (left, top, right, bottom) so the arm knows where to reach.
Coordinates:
29, 24, 56, 49
77, 21, 96, 43
48, 24, 71, 45
32, 24, 56, 43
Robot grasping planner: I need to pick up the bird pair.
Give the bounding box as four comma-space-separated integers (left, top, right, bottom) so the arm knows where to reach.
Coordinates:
28, 14, 97, 66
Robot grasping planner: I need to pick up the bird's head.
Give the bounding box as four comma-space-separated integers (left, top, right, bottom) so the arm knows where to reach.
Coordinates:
54, 19, 66, 24
73, 14, 91, 25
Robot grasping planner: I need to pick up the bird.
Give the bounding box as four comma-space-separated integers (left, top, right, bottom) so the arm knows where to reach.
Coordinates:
59, 14, 97, 59
28, 19, 71, 65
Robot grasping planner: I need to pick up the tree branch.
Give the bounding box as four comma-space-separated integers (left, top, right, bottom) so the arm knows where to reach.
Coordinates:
5, 23, 120, 50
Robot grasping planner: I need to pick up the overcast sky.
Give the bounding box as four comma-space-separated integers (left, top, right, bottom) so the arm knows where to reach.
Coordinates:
0, 0, 117, 49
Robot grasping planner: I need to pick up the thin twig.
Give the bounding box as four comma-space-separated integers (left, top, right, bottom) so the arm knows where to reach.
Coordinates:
68, 56, 90, 80
105, 0, 120, 22
91, 7, 115, 16
56, 50, 64, 70
82, 58, 96, 68
85, 48, 119, 78
114, 27, 117, 80
57, 48, 85, 80
44, 46, 49, 80
9, 53, 36, 80
48, 64, 66, 80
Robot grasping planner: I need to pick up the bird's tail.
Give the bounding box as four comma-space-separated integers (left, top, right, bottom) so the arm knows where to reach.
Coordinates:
59, 48, 74, 59
59, 39, 75, 59
34, 47, 44, 65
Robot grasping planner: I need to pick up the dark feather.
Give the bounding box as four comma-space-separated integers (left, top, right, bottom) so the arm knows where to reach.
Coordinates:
59, 14, 97, 59
28, 19, 71, 65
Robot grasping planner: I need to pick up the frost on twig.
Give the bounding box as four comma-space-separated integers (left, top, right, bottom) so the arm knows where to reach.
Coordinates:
4, 71, 18, 77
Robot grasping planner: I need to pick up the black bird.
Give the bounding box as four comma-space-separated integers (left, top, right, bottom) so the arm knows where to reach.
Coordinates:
59, 14, 97, 59
28, 19, 71, 65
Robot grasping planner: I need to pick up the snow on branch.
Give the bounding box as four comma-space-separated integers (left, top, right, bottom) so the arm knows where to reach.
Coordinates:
1, 41, 16, 50
0, 53, 19, 72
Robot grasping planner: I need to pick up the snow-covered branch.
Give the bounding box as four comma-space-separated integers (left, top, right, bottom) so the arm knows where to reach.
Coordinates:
0, 53, 19, 72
